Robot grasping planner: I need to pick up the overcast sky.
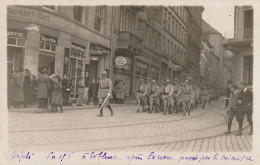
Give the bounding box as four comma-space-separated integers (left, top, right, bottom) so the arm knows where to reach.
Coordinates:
202, 6, 234, 38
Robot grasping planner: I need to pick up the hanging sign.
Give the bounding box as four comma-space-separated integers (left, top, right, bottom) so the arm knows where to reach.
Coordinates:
115, 56, 127, 66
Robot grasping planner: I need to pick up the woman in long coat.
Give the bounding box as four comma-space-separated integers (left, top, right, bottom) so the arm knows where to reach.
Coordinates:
11, 71, 25, 108
37, 67, 50, 108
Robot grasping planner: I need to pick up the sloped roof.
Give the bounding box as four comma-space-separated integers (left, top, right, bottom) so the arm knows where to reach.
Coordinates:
202, 19, 223, 37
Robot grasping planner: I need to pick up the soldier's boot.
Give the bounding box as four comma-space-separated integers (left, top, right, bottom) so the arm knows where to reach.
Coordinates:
224, 124, 231, 134
235, 130, 242, 136
136, 109, 140, 113
97, 104, 103, 117
107, 105, 114, 116
183, 107, 186, 116
188, 110, 190, 116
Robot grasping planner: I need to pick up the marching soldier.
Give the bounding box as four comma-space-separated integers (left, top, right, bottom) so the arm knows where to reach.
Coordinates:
136, 78, 147, 113
192, 85, 200, 109
163, 79, 174, 115
97, 70, 114, 117
181, 80, 192, 116
200, 86, 208, 109
144, 78, 152, 112
149, 80, 160, 113
158, 81, 165, 112
172, 79, 182, 113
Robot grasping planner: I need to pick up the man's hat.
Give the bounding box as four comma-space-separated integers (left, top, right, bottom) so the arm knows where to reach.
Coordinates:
102, 70, 108, 75
184, 79, 189, 83
152, 80, 156, 83
231, 83, 238, 89
166, 79, 170, 82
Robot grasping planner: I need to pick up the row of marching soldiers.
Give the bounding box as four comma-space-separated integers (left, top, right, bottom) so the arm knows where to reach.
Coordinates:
136, 78, 215, 116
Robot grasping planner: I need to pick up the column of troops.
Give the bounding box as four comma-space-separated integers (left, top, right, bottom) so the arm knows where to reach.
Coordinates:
136, 78, 220, 116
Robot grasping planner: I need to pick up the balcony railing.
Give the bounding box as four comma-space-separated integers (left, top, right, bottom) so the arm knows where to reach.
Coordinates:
118, 31, 143, 48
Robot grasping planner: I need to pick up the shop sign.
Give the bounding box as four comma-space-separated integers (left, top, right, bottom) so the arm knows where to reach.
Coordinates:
7, 28, 27, 38
72, 43, 85, 52
115, 56, 127, 66
40, 34, 57, 44
7, 7, 50, 22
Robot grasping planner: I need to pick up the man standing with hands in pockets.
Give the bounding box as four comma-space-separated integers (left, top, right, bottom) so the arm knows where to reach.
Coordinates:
97, 70, 114, 117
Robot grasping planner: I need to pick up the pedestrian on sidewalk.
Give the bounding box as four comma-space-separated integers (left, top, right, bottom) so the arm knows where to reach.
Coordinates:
97, 70, 113, 117
62, 74, 72, 106
31, 75, 38, 106
224, 83, 240, 135
51, 75, 63, 113
23, 69, 32, 107
93, 78, 100, 106
37, 67, 50, 109
181, 80, 192, 116
76, 77, 85, 107
237, 82, 253, 135
11, 71, 25, 109
86, 78, 95, 105
225, 80, 233, 109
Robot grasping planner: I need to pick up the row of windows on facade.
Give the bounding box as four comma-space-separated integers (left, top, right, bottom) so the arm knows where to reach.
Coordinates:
43, 5, 105, 33
119, 7, 186, 57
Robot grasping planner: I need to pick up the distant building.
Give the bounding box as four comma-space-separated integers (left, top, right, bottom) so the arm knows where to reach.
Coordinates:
223, 6, 253, 86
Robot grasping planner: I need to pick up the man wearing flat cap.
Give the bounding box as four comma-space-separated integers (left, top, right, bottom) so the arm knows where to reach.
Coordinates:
237, 82, 253, 135
97, 70, 113, 117
181, 79, 193, 116
163, 79, 174, 115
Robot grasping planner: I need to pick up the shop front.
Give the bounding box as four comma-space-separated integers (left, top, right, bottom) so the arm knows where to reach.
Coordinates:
7, 28, 27, 74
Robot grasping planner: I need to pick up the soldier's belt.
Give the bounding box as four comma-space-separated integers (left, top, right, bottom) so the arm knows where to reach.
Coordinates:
100, 87, 109, 89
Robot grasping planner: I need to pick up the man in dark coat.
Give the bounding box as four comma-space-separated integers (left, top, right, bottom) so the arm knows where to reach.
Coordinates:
225, 83, 240, 135
237, 82, 253, 135
93, 78, 100, 106
23, 69, 32, 107
225, 80, 233, 109
62, 74, 72, 106
86, 78, 95, 105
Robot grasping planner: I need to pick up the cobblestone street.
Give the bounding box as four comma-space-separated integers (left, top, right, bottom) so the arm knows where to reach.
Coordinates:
8, 101, 252, 152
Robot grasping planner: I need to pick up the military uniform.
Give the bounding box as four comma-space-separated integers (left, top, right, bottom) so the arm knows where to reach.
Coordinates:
200, 87, 208, 109
181, 84, 192, 116
136, 81, 147, 112
163, 83, 174, 115
149, 83, 160, 113
144, 81, 152, 111
97, 72, 113, 116
172, 83, 182, 113
158, 82, 165, 112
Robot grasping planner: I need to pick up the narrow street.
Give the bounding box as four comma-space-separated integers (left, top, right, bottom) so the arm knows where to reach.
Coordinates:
8, 101, 252, 152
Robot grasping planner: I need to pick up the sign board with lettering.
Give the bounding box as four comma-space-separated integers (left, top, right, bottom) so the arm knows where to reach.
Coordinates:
72, 43, 85, 52
7, 28, 27, 38
40, 34, 57, 44
115, 56, 127, 66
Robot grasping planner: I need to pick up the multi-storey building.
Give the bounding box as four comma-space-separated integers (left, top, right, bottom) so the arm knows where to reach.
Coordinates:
186, 7, 204, 85
223, 6, 253, 86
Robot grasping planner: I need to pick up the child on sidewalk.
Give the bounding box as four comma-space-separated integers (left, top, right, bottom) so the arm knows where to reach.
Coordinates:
51, 75, 63, 113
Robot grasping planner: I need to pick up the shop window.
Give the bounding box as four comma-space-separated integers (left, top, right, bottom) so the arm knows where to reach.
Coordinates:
94, 6, 104, 32
39, 42, 56, 52
7, 38, 26, 47
7, 38, 16, 45
39, 34, 57, 52
73, 6, 83, 22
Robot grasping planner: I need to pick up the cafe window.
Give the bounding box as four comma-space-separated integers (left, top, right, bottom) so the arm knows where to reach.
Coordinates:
94, 6, 104, 32
73, 6, 83, 22
39, 34, 57, 52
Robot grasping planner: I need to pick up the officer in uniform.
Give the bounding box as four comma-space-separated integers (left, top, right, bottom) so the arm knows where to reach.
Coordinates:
144, 78, 152, 112
97, 70, 113, 117
158, 81, 165, 112
163, 79, 174, 115
149, 80, 160, 113
136, 78, 147, 113
172, 79, 182, 113
181, 79, 192, 116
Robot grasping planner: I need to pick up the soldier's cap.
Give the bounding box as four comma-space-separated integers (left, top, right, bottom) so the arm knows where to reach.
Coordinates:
152, 80, 156, 83
102, 71, 108, 75
240, 82, 248, 86
140, 78, 144, 81
166, 79, 170, 82
174, 78, 178, 81
184, 79, 189, 83
160, 80, 164, 83
230, 83, 238, 89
